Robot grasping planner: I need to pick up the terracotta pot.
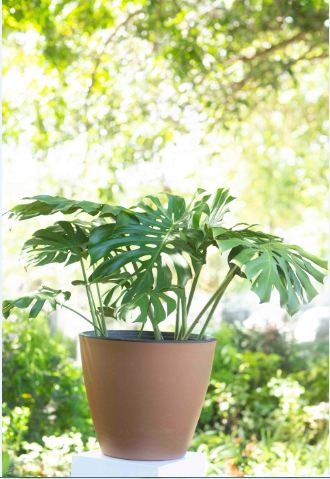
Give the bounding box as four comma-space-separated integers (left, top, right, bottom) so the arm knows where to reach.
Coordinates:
79, 330, 216, 460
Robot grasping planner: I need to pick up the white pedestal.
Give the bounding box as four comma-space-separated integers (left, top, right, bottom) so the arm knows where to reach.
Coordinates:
71, 450, 207, 477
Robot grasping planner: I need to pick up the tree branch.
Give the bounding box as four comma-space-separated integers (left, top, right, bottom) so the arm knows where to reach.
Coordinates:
237, 31, 306, 63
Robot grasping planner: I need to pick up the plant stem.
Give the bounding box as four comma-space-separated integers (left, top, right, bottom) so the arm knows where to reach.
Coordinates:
187, 268, 201, 314
90, 291, 103, 334
184, 288, 223, 339
138, 321, 145, 338
93, 265, 107, 334
95, 282, 106, 335
175, 296, 181, 339
148, 301, 163, 341
197, 266, 238, 339
56, 302, 103, 335
183, 266, 238, 339
80, 259, 104, 336
178, 289, 188, 339
153, 321, 163, 341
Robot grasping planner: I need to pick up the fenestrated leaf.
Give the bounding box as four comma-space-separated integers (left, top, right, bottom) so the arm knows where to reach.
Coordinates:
172, 253, 193, 286
88, 224, 116, 262
2, 286, 71, 319
215, 227, 327, 315
155, 257, 172, 290
188, 188, 234, 231
100, 272, 134, 312
87, 190, 237, 328
89, 194, 199, 310
167, 194, 186, 220
131, 295, 149, 324
205, 188, 235, 227
90, 247, 155, 279
190, 193, 211, 229
227, 246, 251, 278
294, 267, 318, 302
119, 289, 178, 325
22, 221, 90, 267
158, 291, 177, 316
9, 187, 327, 337
150, 294, 166, 323
9, 195, 125, 220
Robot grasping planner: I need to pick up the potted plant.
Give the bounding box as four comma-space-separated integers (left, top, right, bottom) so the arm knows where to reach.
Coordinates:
4, 188, 327, 460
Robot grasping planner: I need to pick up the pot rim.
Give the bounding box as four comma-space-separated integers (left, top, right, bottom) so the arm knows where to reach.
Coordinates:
79, 330, 216, 344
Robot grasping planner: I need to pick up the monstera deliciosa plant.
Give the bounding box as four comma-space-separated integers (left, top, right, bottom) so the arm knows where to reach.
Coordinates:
4, 187, 328, 461
4, 188, 327, 339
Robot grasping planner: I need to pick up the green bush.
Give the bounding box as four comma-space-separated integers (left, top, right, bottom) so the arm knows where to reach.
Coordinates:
191, 431, 329, 476
3, 315, 328, 477
3, 313, 94, 445
289, 340, 329, 403
6, 433, 98, 477
2, 404, 31, 476
199, 322, 328, 436
201, 323, 283, 437
193, 321, 329, 475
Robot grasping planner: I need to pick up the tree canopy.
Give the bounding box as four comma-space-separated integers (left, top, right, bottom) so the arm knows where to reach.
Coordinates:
3, 0, 328, 251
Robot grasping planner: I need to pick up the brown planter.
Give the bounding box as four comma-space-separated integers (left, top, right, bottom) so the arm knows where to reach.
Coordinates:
79, 330, 216, 460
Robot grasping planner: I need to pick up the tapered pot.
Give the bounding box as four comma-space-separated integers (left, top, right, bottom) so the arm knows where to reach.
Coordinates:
79, 330, 216, 460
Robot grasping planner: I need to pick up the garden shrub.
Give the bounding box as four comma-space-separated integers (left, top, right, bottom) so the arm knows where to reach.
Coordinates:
193, 321, 329, 475
3, 312, 94, 444
202, 322, 329, 436
2, 315, 328, 476
8, 433, 98, 477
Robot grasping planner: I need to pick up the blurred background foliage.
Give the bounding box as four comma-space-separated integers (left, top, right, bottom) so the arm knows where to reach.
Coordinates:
3, 0, 328, 238
2, 0, 329, 476
3, 314, 328, 476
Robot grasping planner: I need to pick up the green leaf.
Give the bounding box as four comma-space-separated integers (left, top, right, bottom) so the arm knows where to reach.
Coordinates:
150, 294, 166, 323
89, 194, 197, 309
88, 224, 116, 262
205, 188, 235, 227
158, 292, 177, 316
215, 227, 327, 315
29, 298, 46, 318
22, 221, 90, 267
3, 286, 71, 319
131, 295, 149, 324
121, 289, 178, 325
9, 195, 125, 220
